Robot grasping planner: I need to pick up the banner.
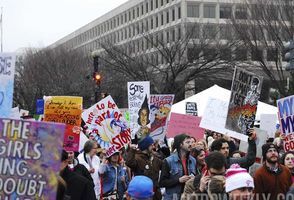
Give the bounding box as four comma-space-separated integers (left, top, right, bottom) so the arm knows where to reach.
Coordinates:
0, 53, 16, 117
277, 95, 294, 152
82, 95, 131, 157
226, 67, 263, 135
260, 114, 278, 138
186, 102, 198, 116
200, 97, 248, 141
0, 118, 65, 199
150, 94, 174, 142
127, 81, 150, 139
166, 112, 205, 139
44, 96, 83, 152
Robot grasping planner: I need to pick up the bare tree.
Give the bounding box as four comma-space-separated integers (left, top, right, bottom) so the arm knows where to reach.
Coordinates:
14, 47, 94, 112
96, 22, 239, 105
230, 0, 294, 100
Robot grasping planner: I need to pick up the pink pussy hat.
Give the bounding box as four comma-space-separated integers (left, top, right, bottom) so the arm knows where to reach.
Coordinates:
225, 164, 254, 193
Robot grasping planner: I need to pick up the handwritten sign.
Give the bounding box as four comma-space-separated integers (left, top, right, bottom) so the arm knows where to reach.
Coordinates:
150, 94, 174, 142
226, 67, 263, 135
200, 97, 248, 141
127, 81, 150, 139
0, 118, 65, 199
277, 95, 294, 152
0, 53, 16, 117
44, 96, 82, 152
82, 95, 131, 157
239, 128, 268, 158
166, 112, 205, 139
260, 114, 278, 138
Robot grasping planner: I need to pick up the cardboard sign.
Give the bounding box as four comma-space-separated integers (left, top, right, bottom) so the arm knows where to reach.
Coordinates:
260, 114, 278, 138
44, 96, 83, 152
166, 112, 205, 139
277, 95, 294, 152
239, 128, 268, 158
0, 118, 65, 199
150, 94, 174, 142
226, 67, 263, 135
186, 102, 198, 116
127, 81, 150, 139
82, 95, 131, 157
0, 53, 16, 117
200, 97, 248, 141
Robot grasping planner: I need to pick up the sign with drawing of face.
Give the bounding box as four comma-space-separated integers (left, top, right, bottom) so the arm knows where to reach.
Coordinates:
127, 81, 150, 139
149, 94, 174, 142
225, 67, 263, 135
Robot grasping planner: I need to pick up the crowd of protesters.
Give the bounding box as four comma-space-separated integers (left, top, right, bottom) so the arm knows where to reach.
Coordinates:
57, 126, 294, 200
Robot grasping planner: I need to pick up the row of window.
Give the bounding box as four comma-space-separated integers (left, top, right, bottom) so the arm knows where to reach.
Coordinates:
66, 6, 181, 48
74, 0, 179, 45
187, 2, 289, 20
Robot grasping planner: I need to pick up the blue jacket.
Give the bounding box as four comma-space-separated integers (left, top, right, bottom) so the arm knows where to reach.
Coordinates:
159, 153, 196, 200
99, 163, 128, 200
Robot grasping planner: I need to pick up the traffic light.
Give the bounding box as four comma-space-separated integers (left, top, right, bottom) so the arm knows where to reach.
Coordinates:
93, 72, 101, 85
284, 40, 294, 71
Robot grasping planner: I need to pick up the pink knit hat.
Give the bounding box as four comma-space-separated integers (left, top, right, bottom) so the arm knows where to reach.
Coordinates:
225, 164, 254, 192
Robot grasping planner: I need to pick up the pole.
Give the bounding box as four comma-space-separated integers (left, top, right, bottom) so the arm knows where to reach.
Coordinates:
94, 56, 100, 103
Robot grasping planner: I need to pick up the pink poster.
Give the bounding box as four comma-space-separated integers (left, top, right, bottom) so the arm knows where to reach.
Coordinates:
166, 112, 205, 139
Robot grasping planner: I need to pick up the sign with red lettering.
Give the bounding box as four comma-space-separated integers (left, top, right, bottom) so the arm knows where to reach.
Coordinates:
150, 94, 174, 143
277, 95, 294, 152
82, 96, 131, 157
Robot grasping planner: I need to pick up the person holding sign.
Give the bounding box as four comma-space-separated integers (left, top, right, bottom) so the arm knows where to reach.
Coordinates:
210, 130, 257, 169
78, 140, 101, 199
126, 136, 163, 200
99, 151, 128, 199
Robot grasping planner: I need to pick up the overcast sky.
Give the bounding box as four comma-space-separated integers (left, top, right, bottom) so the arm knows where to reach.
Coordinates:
1, 0, 128, 52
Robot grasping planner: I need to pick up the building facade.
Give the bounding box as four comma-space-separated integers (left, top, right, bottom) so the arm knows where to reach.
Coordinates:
50, 0, 291, 100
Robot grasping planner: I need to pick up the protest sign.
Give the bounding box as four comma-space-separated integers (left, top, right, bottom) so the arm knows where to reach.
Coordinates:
226, 67, 263, 135
0, 53, 16, 117
0, 118, 65, 199
150, 94, 174, 142
277, 95, 294, 151
127, 81, 150, 139
44, 96, 83, 152
166, 112, 205, 139
260, 114, 278, 138
200, 97, 248, 141
36, 99, 45, 115
239, 128, 268, 158
82, 95, 131, 157
186, 102, 198, 116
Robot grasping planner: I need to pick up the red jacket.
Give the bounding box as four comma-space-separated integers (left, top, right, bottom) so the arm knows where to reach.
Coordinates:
254, 164, 292, 200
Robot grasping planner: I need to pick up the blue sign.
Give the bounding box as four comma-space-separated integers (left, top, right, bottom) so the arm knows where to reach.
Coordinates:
36, 99, 44, 115
0, 53, 16, 117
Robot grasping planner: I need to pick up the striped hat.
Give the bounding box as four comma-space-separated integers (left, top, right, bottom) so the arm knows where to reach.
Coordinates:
225, 164, 254, 192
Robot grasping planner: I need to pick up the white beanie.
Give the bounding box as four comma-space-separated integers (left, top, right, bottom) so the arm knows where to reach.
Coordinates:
225, 164, 254, 193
